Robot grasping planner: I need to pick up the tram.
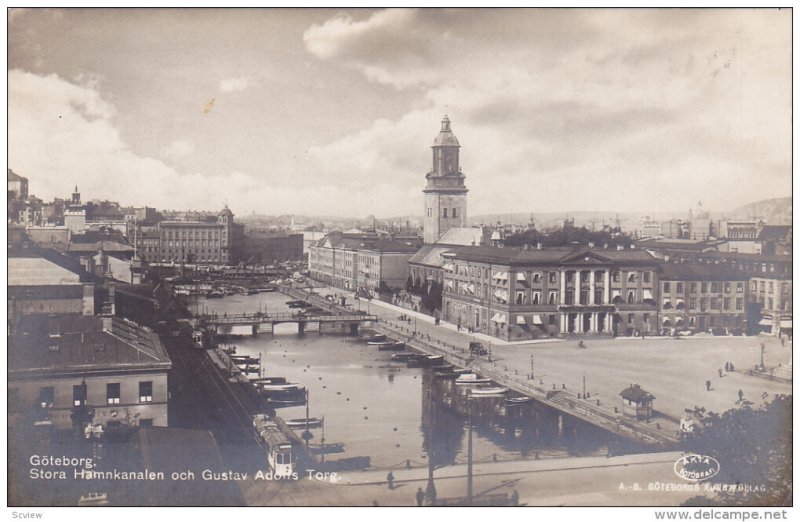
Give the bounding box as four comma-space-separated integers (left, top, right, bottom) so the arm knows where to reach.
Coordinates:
253, 414, 295, 476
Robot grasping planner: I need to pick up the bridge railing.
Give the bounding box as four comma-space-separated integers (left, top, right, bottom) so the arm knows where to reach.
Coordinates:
195, 312, 377, 324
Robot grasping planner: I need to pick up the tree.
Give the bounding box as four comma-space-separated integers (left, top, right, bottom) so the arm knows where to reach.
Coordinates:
681, 395, 791, 506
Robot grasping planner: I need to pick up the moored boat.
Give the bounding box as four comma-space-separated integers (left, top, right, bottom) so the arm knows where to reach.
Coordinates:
505, 396, 534, 405
455, 373, 492, 385
286, 417, 323, 429
308, 442, 345, 455
376, 342, 405, 351
470, 386, 509, 396
360, 333, 386, 343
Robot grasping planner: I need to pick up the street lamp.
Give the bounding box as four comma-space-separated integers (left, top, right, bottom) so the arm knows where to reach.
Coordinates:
582, 372, 586, 399
466, 389, 473, 506
760, 343, 766, 370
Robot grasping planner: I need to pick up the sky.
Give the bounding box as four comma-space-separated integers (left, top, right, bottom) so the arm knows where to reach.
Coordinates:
7, 8, 792, 218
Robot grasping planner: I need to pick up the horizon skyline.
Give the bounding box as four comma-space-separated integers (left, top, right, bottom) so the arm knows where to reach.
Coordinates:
9, 8, 792, 218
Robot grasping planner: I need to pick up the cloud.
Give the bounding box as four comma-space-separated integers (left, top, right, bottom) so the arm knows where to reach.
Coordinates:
219, 76, 255, 93
162, 139, 195, 158
302, 9, 791, 215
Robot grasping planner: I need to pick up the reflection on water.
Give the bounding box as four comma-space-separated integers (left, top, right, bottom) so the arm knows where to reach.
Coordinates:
192, 293, 622, 468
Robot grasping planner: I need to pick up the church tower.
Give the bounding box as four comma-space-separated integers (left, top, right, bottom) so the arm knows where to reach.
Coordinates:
423, 115, 468, 244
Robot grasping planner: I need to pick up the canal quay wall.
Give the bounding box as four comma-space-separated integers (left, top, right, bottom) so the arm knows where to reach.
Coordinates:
273, 285, 678, 449
370, 320, 679, 450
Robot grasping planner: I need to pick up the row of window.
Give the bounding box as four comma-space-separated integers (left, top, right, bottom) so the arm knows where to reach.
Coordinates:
752, 281, 791, 294
663, 297, 744, 311
663, 281, 745, 294
426, 207, 459, 218
37, 381, 154, 409
449, 267, 653, 285
162, 230, 221, 239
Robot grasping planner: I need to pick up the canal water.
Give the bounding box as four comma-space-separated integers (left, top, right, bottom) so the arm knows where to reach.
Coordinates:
191, 292, 622, 469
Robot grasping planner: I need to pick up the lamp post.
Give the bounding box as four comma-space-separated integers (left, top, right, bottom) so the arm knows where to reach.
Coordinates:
466, 390, 474, 506
760, 343, 766, 370
425, 389, 437, 505
530, 354, 534, 379
582, 372, 586, 399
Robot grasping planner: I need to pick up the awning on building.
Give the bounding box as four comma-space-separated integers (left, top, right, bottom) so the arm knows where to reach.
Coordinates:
759, 318, 773, 326
643, 289, 654, 300
443, 263, 454, 272
496, 272, 508, 281
498, 314, 507, 323
676, 298, 684, 306
532, 314, 543, 325
780, 321, 793, 329
663, 299, 672, 308
445, 280, 454, 290
662, 317, 671, 325
516, 315, 527, 325
467, 283, 475, 294
492, 271, 502, 280
491, 313, 502, 322
516, 273, 526, 282
612, 290, 621, 299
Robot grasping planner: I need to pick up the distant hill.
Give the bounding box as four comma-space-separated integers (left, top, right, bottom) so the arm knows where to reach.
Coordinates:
728, 197, 792, 225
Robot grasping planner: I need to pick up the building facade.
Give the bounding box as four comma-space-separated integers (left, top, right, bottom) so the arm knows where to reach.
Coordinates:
658, 263, 749, 334
423, 116, 468, 244
9, 315, 171, 430
441, 246, 660, 341
156, 206, 239, 265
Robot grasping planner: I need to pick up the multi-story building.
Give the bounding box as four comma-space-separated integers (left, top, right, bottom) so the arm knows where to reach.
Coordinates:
356, 240, 419, 296
441, 245, 660, 341
750, 275, 792, 336
239, 230, 304, 265
657, 263, 749, 334
64, 187, 87, 235
757, 225, 792, 256
309, 233, 420, 294
8, 314, 171, 430
9, 253, 95, 317
156, 206, 240, 265
638, 216, 662, 238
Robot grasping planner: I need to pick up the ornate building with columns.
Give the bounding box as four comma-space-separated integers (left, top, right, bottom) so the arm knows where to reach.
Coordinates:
441, 245, 660, 341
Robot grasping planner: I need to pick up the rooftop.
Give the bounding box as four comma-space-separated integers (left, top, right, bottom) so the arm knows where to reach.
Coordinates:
9, 315, 171, 376
9, 257, 83, 286
658, 261, 750, 281
620, 384, 655, 402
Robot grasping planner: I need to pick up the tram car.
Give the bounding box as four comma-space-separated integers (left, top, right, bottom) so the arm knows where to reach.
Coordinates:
253, 414, 295, 476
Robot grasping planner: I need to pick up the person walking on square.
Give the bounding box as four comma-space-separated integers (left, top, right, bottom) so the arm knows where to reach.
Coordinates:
706, 380, 712, 391
386, 471, 394, 490
738, 389, 744, 402
416, 487, 425, 506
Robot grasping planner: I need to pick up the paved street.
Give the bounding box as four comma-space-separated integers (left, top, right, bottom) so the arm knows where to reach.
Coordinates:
239, 450, 698, 506
309, 285, 791, 423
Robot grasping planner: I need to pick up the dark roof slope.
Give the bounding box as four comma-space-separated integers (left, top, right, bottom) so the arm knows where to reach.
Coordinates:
658, 262, 749, 281
620, 384, 655, 402
9, 315, 171, 376
758, 225, 791, 241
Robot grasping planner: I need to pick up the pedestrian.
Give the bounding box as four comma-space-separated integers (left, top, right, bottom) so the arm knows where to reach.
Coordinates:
738, 389, 744, 402
706, 380, 712, 391
511, 489, 519, 506
416, 487, 425, 506
718, 368, 723, 378
729, 362, 735, 372
406, 459, 411, 470
386, 471, 394, 490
